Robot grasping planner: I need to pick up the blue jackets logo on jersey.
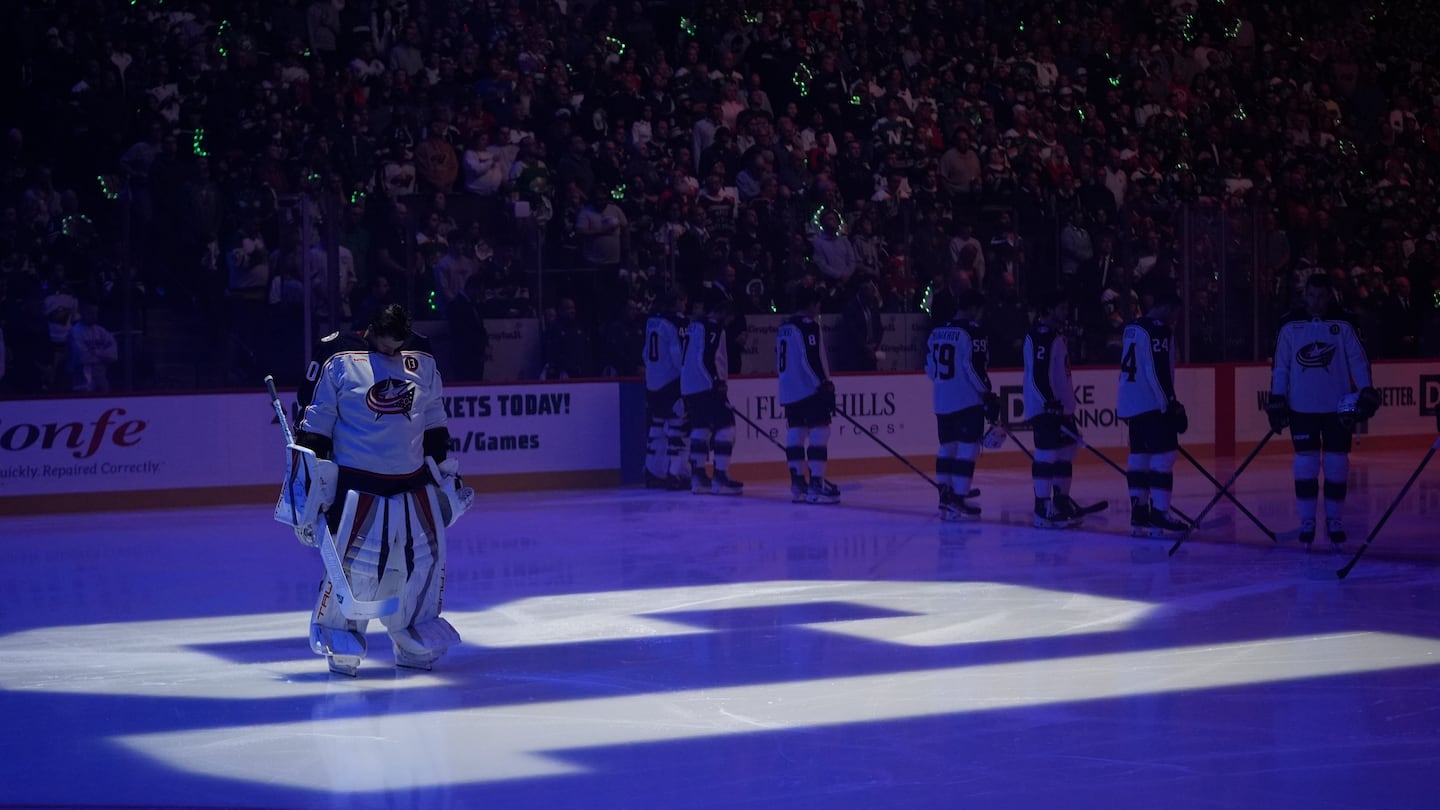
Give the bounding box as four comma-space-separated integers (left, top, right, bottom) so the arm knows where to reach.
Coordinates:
1296, 342, 1338, 370
366, 378, 417, 417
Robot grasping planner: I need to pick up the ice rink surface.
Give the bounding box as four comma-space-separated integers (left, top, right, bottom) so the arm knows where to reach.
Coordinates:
3, 447, 1440, 810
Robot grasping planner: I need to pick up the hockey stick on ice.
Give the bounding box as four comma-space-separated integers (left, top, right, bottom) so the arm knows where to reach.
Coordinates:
735, 403, 980, 497
266, 376, 398, 620
836, 406, 942, 489
1003, 425, 1103, 517
1336, 437, 1440, 580
1177, 446, 1278, 541
729, 404, 790, 455
1169, 431, 1276, 557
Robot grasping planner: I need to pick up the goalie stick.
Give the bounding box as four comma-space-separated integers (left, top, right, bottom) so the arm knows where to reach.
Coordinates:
266, 376, 398, 620
1336, 436, 1440, 580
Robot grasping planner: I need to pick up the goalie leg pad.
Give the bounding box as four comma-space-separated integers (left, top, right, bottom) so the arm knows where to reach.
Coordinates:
377, 489, 460, 668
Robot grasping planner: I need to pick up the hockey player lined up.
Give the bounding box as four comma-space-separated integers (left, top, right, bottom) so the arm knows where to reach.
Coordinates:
1022, 292, 1083, 529
643, 289, 690, 490
1266, 273, 1379, 545
777, 287, 841, 504
293, 304, 467, 676
926, 290, 999, 520
681, 297, 744, 495
1117, 294, 1191, 537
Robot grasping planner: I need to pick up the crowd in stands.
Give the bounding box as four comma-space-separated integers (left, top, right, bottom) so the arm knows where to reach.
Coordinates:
4, 0, 1440, 395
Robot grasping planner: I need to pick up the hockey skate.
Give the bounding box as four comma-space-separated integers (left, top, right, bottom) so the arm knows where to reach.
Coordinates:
711, 471, 744, 496
807, 478, 841, 505
1326, 518, 1347, 545
1130, 499, 1152, 537
691, 470, 713, 495
1147, 510, 1189, 538
1297, 519, 1317, 545
328, 654, 361, 678
1032, 498, 1068, 530
1053, 494, 1087, 527
940, 486, 981, 521
394, 651, 437, 671
790, 473, 809, 503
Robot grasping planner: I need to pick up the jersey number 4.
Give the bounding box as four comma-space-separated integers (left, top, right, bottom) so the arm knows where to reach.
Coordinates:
1120, 343, 1137, 382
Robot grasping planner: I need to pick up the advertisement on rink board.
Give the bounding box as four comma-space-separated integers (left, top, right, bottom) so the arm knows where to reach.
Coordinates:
1234, 362, 1440, 440
0, 383, 621, 502
725, 368, 1218, 465
0, 394, 276, 497
440, 382, 620, 473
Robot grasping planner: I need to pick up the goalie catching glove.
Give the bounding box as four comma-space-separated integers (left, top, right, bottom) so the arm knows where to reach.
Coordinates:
426, 457, 475, 528
274, 444, 338, 547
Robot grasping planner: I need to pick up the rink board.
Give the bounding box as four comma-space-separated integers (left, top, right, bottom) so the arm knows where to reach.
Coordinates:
1, 362, 1437, 513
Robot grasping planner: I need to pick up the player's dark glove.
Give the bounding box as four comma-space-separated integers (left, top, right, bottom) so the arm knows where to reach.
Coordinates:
983, 391, 1002, 423
1061, 414, 1080, 439
715, 380, 728, 399
1357, 387, 1381, 421
1165, 400, 1189, 435
1043, 399, 1064, 416
818, 379, 837, 415
1265, 394, 1290, 434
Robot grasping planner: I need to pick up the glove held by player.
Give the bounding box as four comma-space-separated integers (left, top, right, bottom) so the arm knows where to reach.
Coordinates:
1165, 400, 1189, 435
1357, 387, 1381, 421
983, 391, 1001, 423
1265, 394, 1290, 434
818, 379, 837, 415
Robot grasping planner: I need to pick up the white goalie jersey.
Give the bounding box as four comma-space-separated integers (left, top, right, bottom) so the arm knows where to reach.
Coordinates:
299, 348, 448, 477
1271, 307, 1372, 414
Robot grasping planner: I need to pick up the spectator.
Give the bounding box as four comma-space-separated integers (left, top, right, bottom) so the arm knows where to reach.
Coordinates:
598, 297, 647, 377
837, 277, 885, 371
811, 210, 856, 285
447, 275, 489, 383
1383, 276, 1421, 358
542, 297, 594, 379
67, 303, 118, 393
